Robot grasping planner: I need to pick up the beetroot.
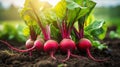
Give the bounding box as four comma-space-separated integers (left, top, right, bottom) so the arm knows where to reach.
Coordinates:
78, 38, 108, 62
26, 39, 34, 49
44, 40, 59, 60
34, 39, 44, 51
60, 39, 76, 53
60, 39, 82, 62
0, 39, 36, 53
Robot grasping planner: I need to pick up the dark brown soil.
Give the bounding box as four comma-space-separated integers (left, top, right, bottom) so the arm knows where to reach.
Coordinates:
0, 26, 120, 67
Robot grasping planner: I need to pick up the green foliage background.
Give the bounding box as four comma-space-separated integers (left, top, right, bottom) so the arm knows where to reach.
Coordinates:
0, 0, 120, 42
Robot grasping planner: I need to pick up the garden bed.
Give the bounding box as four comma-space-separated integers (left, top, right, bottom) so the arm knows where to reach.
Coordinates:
0, 26, 120, 67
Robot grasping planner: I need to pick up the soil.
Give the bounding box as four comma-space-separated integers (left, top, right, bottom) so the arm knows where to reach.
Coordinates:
0, 26, 120, 67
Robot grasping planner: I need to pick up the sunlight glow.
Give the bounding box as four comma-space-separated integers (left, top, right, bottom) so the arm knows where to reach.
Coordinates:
0, 0, 60, 8
0, 0, 120, 8
0, 0, 25, 8
40, 0, 60, 7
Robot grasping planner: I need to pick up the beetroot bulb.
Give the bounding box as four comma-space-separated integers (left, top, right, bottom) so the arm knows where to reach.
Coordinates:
59, 39, 84, 62
78, 38, 108, 62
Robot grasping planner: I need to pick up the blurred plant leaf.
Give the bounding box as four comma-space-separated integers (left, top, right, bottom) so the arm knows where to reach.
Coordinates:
19, 0, 54, 38
66, 0, 88, 24
53, 0, 66, 20
109, 31, 120, 39
22, 26, 30, 37
84, 14, 95, 27
92, 41, 108, 50
84, 31, 94, 41
53, 0, 96, 29
50, 25, 61, 42
85, 20, 107, 40
0, 23, 26, 42
116, 26, 120, 36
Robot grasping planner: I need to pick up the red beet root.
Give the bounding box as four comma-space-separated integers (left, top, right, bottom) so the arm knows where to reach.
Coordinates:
44, 40, 59, 60
60, 39, 82, 62
34, 39, 44, 51
78, 38, 108, 62
0, 40, 36, 53
26, 39, 34, 49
